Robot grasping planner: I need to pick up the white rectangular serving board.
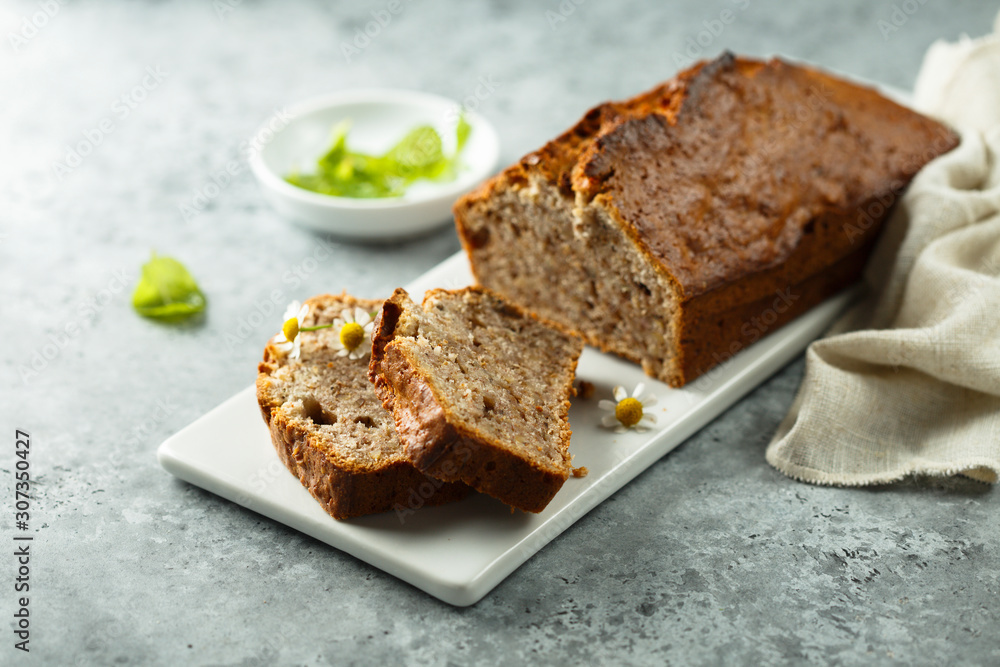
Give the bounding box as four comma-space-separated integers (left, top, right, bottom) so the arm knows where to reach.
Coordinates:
158, 251, 856, 606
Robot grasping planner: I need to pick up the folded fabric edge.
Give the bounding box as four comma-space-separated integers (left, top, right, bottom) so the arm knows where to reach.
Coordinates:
764, 450, 999, 487
913, 13, 1000, 120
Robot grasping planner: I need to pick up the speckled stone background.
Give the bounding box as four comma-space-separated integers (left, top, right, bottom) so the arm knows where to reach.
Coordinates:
2, 0, 998, 665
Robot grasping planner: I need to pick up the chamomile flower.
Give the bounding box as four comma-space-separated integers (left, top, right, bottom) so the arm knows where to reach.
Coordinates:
331, 307, 375, 360
272, 301, 310, 360
599, 383, 658, 433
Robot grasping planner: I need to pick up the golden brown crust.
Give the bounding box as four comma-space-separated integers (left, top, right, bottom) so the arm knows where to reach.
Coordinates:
259, 391, 470, 520
676, 240, 874, 385
368, 288, 409, 415
454, 53, 960, 388
576, 54, 958, 300
369, 287, 582, 513
256, 292, 469, 521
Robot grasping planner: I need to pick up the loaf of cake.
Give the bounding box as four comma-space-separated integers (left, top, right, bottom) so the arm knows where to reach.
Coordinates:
256, 293, 469, 520
453, 53, 960, 387
369, 287, 584, 513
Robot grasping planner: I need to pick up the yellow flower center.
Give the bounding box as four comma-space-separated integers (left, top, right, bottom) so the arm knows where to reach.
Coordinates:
340, 322, 364, 351
615, 397, 643, 427
282, 317, 300, 342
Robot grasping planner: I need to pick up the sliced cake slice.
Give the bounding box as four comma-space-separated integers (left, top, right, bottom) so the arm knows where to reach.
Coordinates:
369, 286, 584, 513
256, 293, 469, 521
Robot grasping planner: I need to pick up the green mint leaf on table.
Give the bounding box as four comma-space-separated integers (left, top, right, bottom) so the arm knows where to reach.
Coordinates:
284, 113, 471, 199
132, 253, 207, 321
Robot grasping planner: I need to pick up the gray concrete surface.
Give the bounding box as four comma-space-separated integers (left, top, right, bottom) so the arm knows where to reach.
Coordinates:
2, 0, 998, 665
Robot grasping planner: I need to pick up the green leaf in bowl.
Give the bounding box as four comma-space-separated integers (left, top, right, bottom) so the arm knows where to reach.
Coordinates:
284, 113, 472, 199
384, 125, 445, 179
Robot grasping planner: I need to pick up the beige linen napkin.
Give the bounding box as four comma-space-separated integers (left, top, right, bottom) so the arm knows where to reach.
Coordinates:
765, 17, 1000, 486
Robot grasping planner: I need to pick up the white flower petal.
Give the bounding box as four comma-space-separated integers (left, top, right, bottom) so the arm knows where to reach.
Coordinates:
354, 307, 372, 325
282, 301, 302, 322
336, 348, 349, 357
601, 413, 619, 427
287, 334, 303, 359
363, 320, 375, 334
632, 382, 646, 399
642, 413, 657, 425
613, 385, 627, 402
274, 332, 289, 345
598, 400, 617, 412
634, 425, 648, 433
614, 425, 627, 434
640, 393, 659, 408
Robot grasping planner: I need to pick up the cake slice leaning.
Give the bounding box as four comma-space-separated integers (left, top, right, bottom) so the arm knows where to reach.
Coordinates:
369, 287, 584, 513
256, 293, 469, 521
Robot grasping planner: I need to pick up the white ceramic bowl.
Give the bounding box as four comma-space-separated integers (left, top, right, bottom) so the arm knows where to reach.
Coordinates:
248, 89, 500, 241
